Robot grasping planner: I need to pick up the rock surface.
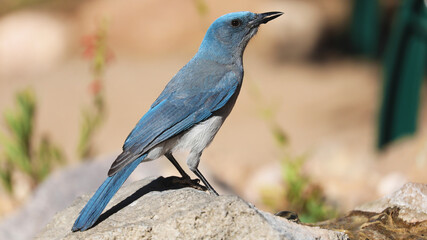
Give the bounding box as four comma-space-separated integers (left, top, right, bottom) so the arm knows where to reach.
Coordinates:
312, 182, 427, 240
356, 182, 427, 223
0, 155, 163, 240
37, 177, 348, 240
313, 207, 427, 240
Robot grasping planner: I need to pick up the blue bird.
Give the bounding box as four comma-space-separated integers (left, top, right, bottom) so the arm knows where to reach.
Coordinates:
72, 11, 282, 232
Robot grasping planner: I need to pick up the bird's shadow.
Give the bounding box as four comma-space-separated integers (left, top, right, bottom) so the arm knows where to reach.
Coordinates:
91, 176, 206, 228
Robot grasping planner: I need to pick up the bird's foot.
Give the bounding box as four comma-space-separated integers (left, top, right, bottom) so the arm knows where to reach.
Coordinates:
167, 176, 208, 192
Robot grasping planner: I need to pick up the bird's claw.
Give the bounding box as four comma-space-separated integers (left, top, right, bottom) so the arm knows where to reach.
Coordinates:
168, 176, 207, 192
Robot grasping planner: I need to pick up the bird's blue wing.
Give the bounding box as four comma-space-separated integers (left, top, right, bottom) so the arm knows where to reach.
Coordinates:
108, 71, 239, 175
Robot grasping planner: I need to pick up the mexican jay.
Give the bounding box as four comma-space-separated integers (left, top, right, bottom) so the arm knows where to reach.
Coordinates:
72, 11, 282, 232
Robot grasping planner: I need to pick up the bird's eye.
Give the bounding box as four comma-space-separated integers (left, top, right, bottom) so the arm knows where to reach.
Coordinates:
230, 19, 242, 27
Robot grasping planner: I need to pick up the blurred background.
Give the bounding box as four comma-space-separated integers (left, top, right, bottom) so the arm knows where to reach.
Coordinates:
0, 0, 426, 239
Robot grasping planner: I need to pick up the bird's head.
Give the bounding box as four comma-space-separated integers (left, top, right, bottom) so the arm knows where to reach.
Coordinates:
198, 11, 283, 62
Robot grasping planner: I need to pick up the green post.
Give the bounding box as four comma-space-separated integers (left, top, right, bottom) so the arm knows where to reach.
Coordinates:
349, 0, 380, 57
378, 0, 427, 148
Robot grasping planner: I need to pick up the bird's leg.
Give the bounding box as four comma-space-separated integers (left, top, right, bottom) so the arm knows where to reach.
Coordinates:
191, 168, 219, 196
165, 152, 191, 179
165, 153, 206, 191
186, 151, 219, 196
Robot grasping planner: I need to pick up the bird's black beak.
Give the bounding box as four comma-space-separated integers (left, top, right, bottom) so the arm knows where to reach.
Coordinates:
253, 11, 283, 26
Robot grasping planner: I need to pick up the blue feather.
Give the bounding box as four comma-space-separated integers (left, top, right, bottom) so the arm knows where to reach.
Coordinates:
72, 155, 146, 231
109, 71, 239, 175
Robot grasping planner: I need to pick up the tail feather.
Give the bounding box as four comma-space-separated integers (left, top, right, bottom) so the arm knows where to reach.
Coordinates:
72, 155, 145, 231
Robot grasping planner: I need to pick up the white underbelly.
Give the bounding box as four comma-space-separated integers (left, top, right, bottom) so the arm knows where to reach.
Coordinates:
175, 115, 224, 152
145, 116, 224, 161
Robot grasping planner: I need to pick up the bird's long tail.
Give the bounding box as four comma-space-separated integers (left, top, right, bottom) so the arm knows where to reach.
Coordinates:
72, 155, 146, 231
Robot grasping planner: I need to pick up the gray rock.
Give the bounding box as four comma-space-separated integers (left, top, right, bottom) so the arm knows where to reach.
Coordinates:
0, 154, 163, 240
356, 182, 427, 223
37, 177, 348, 240
312, 182, 427, 240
